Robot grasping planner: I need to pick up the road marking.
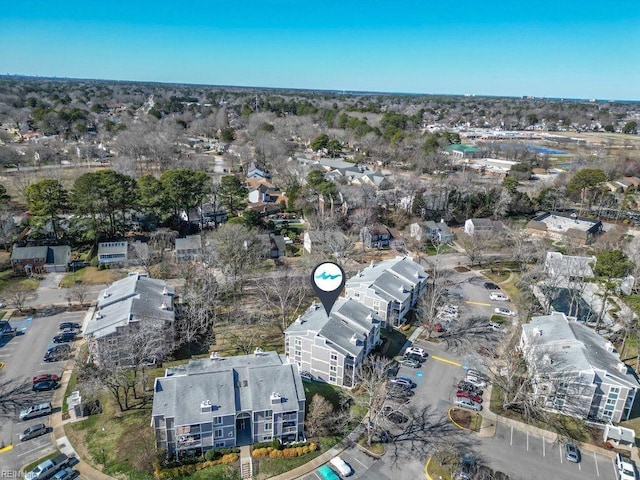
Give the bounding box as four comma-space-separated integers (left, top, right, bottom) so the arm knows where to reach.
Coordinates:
595, 452, 601, 477
526, 431, 529, 451
0, 444, 13, 453
558, 444, 563, 463
16, 443, 51, 457
431, 355, 461, 367
353, 457, 367, 470
542, 437, 545, 457
465, 301, 491, 307
510, 426, 513, 446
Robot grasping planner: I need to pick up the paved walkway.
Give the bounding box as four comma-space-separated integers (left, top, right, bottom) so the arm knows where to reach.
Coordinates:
47, 357, 116, 480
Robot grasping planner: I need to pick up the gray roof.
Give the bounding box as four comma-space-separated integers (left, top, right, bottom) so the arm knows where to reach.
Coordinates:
545, 252, 595, 278
523, 312, 640, 389
346, 256, 427, 303
85, 274, 175, 339
175, 235, 202, 252
11, 246, 48, 261
286, 298, 380, 358
256, 234, 285, 252
530, 212, 602, 234
11, 245, 70, 266
152, 352, 305, 425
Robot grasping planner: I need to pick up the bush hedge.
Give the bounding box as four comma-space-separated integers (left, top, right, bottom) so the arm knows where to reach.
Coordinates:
155, 454, 239, 479
252, 443, 318, 459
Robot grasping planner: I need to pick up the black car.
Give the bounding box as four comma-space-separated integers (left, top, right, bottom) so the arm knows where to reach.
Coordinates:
404, 352, 426, 363
53, 332, 76, 343
457, 381, 483, 396
33, 380, 59, 391
483, 282, 500, 290
59, 322, 81, 331
47, 343, 71, 354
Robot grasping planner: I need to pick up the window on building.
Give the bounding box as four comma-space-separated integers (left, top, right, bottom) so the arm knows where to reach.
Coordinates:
329, 376, 337, 383
214, 429, 223, 438
330, 353, 338, 361
294, 338, 301, 346
265, 423, 272, 431
265, 410, 273, 419
214, 417, 223, 425
606, 398, 617, 406
330, 365, 337, 372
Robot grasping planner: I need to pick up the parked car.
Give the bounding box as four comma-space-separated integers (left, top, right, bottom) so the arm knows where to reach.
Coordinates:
383, 406, 409, 424
483, 282, 500, 290
329, 456, 353, 477
455, 455, 476, 480
53, 332, 76, 343
466, 369, 488, 380
59, 322, 81, 331
317, 465, 340, 480
47, 343, 71, 354
404, 352, 426, 362
488, 321, 502, 331
52, 468, 80, 480
33, 380, 59, 392
494, 307, 516, 316
454, 397, 482, 411
443, 289, 463, 299
32, 374, 60, 384
457, 381, 483, 396
456, 390, 483, 403
565, 442, 581, 463
404, 346, 427, 358
20, 423, 48, 442
44, 352, 65, 363
398, 357, 421, 368
489, 292, 510, 301
434, 323, 447, 333
615, 453, 637, 480
464, 374, 487, 388
388, 376, 415, 389
20, 402, 53, 420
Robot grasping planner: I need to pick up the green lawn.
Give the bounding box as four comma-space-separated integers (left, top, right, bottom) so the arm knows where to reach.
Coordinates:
304, 381, 344, 410
0, 269, 39, 293
59, 267, 126, 288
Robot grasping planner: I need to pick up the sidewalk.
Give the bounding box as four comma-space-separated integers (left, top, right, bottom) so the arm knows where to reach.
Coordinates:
46, 359, 116, 480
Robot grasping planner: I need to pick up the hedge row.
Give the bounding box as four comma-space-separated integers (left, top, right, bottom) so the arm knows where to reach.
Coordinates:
252, 443, 318, 459
155, 454, 239, 479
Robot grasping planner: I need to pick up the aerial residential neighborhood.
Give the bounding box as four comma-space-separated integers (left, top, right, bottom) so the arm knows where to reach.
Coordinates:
0, 48, 640, 480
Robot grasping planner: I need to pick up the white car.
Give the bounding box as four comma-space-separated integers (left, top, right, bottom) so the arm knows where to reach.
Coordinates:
616, 453, 637, 480
489, 292, 510, 302
494, 307, 516, 316
330, 456, 353, 477
454, 397, 482, 411
465, 373, 487, 388
488, 321, 502, 331
405, 346, 427, 358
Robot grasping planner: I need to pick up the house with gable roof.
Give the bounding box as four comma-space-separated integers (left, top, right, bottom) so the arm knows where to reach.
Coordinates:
84, 273, 175, 366
151, 350, 305, 458
345, 256, 428, 327
285, 298, 381, 388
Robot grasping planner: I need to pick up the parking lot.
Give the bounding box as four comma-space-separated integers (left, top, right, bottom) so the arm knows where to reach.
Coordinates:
0, 310, 86, 472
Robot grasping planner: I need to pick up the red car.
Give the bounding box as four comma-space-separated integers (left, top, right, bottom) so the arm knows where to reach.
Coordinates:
456, 390, 483, 403
32, 374, 60, 384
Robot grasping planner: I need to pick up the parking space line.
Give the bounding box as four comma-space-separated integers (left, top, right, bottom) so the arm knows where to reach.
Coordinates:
526, 431, 529, 451
542, 437, 545, 457
353, 458, 367, 470
594, 452, 600, 476
431, 355, 461, 367
510, 425, 513, 446
558, 444, 563, 463
16, 444, 50, 457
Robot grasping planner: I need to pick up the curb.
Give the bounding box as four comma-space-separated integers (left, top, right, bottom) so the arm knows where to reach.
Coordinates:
447, 408, 465, 430
424, 457, 433, 480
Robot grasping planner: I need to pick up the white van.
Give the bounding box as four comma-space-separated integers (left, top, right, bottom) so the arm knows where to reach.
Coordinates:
455, 398, 482, 411
489, 292, 510, 302
330, 456, 353, 477
20, 402, 52, 421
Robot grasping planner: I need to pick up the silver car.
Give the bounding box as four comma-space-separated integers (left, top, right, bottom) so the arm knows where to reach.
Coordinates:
20, 423, 48, 441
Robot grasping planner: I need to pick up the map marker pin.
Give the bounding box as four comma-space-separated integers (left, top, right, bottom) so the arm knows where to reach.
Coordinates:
311, 261, 346, 317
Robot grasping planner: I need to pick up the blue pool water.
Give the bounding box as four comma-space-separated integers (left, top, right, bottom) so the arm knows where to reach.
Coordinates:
550, 288, 596, 323
527, 145, 568, 155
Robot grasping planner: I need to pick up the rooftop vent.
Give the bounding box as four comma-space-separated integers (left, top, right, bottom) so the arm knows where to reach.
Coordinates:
350, 334, 358, 345
102, 291, 111, 298
96, 312, 104, 320
210, 352, 221, 361
295, 315, 303, 325
617, 363, 628, 374
254, 347, 264, 356
162, 286, 168, 295
200, 400, 213, 413
270, 392, 282, 404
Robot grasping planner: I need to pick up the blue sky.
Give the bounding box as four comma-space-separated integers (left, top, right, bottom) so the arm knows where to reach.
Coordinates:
1, 1, 639, 100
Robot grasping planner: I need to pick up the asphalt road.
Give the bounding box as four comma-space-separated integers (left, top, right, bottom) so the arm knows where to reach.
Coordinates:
0, 310, 86, 473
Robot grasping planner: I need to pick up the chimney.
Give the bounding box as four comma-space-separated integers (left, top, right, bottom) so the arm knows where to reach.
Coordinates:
210, 352, 220, 361
617, 363, 628, 374
350, 334, 358, 345
254, 347, 264, 356
295, 315, 303, 325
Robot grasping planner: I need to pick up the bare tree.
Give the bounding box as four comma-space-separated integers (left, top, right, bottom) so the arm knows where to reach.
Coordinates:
70, 283, 90, 307
5, 284, 31, 313
305, 394, 347, 438
254, 268, 309, 333
355, 355, 397, 445
459, 233, 487, 267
